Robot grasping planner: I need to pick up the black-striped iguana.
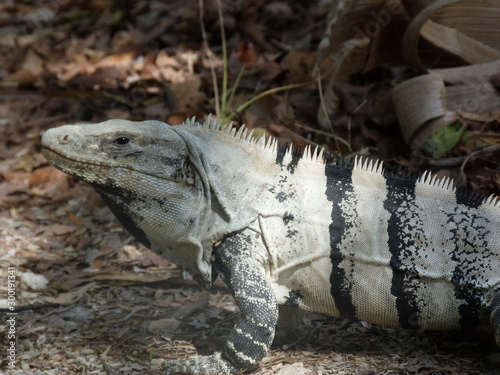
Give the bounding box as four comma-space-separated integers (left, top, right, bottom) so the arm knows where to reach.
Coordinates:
41, 117, 500, 374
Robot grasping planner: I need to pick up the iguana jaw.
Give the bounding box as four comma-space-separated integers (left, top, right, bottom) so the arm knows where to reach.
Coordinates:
41, 145, 184, 186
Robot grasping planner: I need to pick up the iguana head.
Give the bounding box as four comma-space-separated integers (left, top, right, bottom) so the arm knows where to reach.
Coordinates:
41, 119, 217, 288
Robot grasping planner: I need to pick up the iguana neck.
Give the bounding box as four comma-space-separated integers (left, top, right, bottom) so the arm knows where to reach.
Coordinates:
172, 123, 292, 232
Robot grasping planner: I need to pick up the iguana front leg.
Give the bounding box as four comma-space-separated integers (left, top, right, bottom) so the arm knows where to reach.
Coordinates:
163, 232, 278, 374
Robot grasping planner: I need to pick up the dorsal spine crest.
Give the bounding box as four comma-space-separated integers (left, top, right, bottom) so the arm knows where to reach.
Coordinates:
183, 117, 499, 209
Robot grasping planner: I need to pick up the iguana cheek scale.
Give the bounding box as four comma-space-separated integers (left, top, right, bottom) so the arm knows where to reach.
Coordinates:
41, 117, 500, 374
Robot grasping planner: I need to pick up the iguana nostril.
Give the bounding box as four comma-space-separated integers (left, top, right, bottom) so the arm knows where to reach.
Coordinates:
61, 134, 70, 144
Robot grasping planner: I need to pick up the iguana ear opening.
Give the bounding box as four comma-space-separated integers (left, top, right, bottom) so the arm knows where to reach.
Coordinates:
182, 144, 233, 224
209, 184, 232, 223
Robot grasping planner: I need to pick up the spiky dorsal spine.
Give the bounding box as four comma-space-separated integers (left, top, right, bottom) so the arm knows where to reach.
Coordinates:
184, 117, 500, 209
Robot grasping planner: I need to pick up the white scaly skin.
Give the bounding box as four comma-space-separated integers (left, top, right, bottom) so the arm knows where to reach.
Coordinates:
41, 117, 500, 374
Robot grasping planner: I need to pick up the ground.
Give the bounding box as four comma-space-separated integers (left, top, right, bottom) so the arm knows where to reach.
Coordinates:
1, 1, 500, 374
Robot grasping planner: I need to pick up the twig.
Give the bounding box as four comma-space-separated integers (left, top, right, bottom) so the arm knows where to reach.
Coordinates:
316, 73, 352, 152
0, 302, 61, 312
199, 0, 220, 119
216, 0, 228, 119
459, 144, 500, 183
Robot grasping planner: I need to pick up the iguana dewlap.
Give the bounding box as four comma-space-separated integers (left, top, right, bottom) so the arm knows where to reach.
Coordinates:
41, 118, 500, 374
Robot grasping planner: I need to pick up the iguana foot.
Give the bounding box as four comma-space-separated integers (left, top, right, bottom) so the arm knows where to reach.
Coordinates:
163, 352, 239, 375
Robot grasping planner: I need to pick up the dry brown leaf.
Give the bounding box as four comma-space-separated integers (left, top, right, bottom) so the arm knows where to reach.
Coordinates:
95, 52, 135, 68
155, 50, 181, 69
402, 0, 500, 70
37, 224, 75, 237
393, 61, 500, 154
167, 114, 188, 125
315, 0, 405, 77
5, 50, 44, 84
170, 75, 207, 115
392, 73, 455, 147
236, 41, 259, 69
91, 271, 173, 284
1, 170, 30, 185
282, 50, 317, 85
147, 318, 182, 334
275, 363, 314, 375
46, 283, 97, 304
28, 166, 68, 188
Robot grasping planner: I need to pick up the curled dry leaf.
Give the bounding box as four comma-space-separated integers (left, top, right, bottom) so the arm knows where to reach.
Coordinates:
392, 73, 457, 151
402, 0, 500, 70
393, 61, 500, 155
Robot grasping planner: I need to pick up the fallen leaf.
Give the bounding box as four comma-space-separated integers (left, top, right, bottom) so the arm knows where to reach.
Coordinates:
148, 318, 182, 334
37, 224, 75, 237
46, 283, 96, 304
236, 41, 258, 68
275, 363, 313, 375
91, 271, 171, 284
20, 272, 49, 290
29, 166, 68, 188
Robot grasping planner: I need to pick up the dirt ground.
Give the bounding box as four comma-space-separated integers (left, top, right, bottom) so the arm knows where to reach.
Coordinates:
1, 1, 500, 374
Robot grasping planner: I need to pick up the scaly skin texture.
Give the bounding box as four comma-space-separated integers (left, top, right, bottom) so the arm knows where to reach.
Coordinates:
41, 118, 500, 374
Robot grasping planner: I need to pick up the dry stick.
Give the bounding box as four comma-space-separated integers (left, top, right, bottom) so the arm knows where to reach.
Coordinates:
216, 0, 228, 119
459, 143, 500, 184
412, 143, 500, 169
316, 73, 352, 153
200, 6, 354, 148
199, 0, 220, 119
226, 81, 310, 122
347, 98, 367, 150
316, 72, 335, 135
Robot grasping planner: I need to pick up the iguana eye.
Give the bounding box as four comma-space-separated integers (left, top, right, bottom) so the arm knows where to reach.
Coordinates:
114, 137, 130, 146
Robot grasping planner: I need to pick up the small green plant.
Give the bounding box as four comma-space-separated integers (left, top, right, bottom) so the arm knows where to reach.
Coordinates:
200, 0, 352, 154
148, 348, 156, 360
201, 0, 311, 124
422, 120, 465, 158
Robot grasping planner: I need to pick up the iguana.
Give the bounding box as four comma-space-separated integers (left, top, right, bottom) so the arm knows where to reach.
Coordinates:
41, 117, 500, 374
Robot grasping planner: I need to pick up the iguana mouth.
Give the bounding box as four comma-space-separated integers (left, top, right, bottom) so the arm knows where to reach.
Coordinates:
41, 146, 184, 184
42, 146, 115, 170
